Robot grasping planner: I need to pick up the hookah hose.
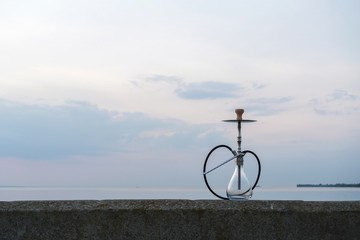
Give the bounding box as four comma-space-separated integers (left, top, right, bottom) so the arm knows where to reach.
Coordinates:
203, 145, 261, 200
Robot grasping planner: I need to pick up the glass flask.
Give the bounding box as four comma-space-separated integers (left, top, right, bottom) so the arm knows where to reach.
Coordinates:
226, 162, 253, 200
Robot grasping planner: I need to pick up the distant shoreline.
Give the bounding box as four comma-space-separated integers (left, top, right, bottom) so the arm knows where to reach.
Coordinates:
297, 183, 360, 188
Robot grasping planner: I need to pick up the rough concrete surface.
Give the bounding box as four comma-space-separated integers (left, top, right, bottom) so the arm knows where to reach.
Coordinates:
0, 200, 359, 240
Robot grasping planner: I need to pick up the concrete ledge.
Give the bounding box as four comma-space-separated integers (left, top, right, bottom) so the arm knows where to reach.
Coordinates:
1, 200, 359, 239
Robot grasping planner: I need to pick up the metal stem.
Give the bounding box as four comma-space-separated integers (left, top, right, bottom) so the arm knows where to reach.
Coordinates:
237, 121, 241, 153
237, 121, 242, 190
238, 165, 241, 190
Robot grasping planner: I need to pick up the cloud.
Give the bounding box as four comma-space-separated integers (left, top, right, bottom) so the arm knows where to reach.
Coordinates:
312, 89, 359, 115
247, 97, 293, 105
252, 82, 267, 90
314, 108, 340, 115
0, 99, 121, 159
175, 81, 241, 99
145, 75, 182, 84
138, 75, 243, 100
244, 97, 294, 116
329, 89, 357, 101
0, 99, 227, 160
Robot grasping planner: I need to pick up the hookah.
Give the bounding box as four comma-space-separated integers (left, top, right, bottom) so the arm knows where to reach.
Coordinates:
203, 109, 261, 200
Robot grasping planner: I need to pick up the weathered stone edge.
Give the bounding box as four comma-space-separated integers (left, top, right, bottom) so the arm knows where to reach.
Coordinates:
1, 199, 359, 212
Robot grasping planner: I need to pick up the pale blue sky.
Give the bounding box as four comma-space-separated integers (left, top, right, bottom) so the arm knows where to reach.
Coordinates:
0, 0, 359, 190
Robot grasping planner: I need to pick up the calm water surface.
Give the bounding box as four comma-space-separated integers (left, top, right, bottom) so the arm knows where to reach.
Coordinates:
1, 187, 359, 201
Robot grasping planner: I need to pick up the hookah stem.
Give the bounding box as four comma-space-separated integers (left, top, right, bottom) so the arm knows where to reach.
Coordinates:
237, 165, 240, 190
237, 120, 241, 190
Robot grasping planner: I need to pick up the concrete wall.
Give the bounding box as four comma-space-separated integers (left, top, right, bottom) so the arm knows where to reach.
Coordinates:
0, 200, 359, 240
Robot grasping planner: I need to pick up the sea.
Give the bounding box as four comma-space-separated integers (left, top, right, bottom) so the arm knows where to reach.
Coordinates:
0, 187, 359, 201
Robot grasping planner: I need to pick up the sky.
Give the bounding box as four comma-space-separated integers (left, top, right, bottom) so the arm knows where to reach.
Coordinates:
0, 0, 359, 190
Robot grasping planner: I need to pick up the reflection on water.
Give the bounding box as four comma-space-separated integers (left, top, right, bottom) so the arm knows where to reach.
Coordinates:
0, 187, 359, 201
